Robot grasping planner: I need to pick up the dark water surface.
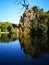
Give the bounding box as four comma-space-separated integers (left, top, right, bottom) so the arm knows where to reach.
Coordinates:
0, 34, 49, 65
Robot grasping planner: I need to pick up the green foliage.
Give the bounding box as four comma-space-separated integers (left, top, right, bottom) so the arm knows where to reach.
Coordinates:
30, 18, 48, 33
1, 24, 7, 32
32, 6, 39, 13
32, 18, 38, 31
0, 22, 17, 33
20, 6, 49, 33
37, 23, 48, 33
7, 26, 12, 32
32, 6, 43, 13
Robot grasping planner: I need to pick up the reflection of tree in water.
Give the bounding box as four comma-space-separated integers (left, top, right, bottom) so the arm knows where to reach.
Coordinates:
7, 34, 17, 41
19, 33, 49, 59
0, 33, 19, 42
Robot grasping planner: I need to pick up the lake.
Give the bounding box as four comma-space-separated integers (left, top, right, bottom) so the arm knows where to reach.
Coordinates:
0, 33, 49, 65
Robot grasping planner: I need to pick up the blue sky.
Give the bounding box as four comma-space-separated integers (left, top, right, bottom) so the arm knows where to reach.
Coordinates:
0, 0, 49, 24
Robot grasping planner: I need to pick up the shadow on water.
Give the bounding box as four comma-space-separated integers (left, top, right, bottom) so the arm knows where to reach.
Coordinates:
19, 33, 49, 59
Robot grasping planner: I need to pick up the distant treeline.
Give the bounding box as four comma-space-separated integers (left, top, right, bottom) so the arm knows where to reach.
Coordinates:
0, 22, 19, 33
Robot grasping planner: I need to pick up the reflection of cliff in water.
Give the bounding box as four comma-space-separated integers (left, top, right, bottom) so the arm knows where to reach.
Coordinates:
0, 33, 19, 42
19, 33, 49, 59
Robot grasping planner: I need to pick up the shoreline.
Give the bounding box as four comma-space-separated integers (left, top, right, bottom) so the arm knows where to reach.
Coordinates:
0, 32, 9, 34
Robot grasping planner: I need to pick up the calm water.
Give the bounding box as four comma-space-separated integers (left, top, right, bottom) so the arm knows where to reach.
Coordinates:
0, 33, 49, 65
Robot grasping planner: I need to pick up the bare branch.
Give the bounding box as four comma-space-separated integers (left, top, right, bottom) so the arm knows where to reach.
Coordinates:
14, 0, 29, 10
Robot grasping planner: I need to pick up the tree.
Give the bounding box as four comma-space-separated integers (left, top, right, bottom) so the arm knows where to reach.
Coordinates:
7, 26, 14, 33
30, 18, 38, 33
32, 6, 39, 13
14, 0, 30, 10
47, 11, 49, 13
12, 24, 17, 28
1, 24, 7, 32
7, 26, 11, 32
22, 0, 29, 10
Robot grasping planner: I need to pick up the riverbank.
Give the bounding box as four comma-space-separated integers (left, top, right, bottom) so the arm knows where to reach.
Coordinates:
0, 32, 9, 34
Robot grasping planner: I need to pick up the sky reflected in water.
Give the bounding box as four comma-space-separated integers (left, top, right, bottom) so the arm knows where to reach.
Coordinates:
0, 34, 49, 65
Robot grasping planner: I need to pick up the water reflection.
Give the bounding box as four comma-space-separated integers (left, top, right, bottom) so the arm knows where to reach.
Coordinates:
0, 33, 19, 42
19, 33, 49, 59
0, 33, 49, 59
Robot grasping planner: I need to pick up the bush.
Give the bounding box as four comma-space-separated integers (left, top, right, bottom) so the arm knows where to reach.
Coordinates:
37, 23, 48, 33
